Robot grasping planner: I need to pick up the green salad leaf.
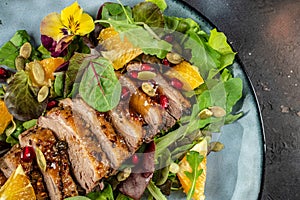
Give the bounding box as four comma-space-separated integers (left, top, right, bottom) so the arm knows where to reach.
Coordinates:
185, 151, 204, 200
132, 2, 164, 28
146, 0, 167, 11
87, 184, 114, 200
0, 30, 30, 69
4, 70, 47, 121
79, 57, 121, 112
101, 3, 133, 21
64, 53, 90, 97
97, 19, 172, 59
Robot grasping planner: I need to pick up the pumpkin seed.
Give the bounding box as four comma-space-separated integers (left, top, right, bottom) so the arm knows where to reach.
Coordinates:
137, 71, 156, 80
35, 146, 47, 172
209, 141, 224, 152
19, 42, 32, 59
15, 56, 26, 71
37, 86, 49, 102
32, 61, 45, 85
117, 167, 131, 182
199, 108, 213, 119
166, 52, 183, 64
141, 82, 156, 97
169, 162, 179, 174
209, 106, 226, 118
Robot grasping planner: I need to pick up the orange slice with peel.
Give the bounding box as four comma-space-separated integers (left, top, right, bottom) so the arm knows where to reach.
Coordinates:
98, 27, 143, 70
177, 139, 207, 200
166, 61, 204, 90
40, 57, 65, 80
0, 100, 13, 135
0, 165, 36, 200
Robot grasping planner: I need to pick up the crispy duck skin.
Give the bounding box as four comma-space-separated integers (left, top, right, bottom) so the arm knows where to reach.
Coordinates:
38, 106, 111, 192
0, 144, 49, 199
19, 127, 78, 200
60, 98, 130, 168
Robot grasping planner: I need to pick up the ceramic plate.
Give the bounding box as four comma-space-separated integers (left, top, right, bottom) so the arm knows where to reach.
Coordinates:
0, 0, 265, 199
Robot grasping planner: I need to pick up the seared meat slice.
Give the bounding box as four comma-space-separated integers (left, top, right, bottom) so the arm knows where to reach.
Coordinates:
109, 105, 145, 153
19, 127, 78, 200
38, 106, 111, 192
0, 170, 6, 187
0, 144, 48, 199
119, 75, 165, 141
60, 98, 130, 168
153, 73, 191, 119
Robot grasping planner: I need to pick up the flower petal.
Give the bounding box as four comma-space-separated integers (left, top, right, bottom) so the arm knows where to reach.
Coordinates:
61, 1, 83, 33
40, 12, 64, 41
76, 13, 95, 36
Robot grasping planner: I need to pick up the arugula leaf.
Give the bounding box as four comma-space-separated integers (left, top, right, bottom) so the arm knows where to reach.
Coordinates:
79, 57, 121, 112
0, 30, 30, 69
147, 181, 168, 200
185, 151, 204, 200
4, 70, 47, 121
132, 2, 164, 28
184, 30, 218, 78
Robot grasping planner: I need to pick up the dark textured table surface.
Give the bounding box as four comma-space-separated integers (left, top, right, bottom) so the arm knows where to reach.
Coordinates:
184, 0, 300, 199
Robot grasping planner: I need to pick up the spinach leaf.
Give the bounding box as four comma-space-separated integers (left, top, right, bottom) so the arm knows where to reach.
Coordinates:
87, 184, 114, 200
4, 70, 47, 121
64, 53, 89, 97
185, 151, 204, 200
0, 30, 30, 69
132, 2, 164, 28
101, 3, 132, 21
79, 57, 121, 112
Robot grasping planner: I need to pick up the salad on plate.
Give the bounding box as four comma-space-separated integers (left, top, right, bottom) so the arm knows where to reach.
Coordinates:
0, 0, 243, 199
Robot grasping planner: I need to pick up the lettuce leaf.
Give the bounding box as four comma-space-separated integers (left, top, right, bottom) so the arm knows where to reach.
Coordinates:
4, 70, 47, 121
0, 30, 30, 69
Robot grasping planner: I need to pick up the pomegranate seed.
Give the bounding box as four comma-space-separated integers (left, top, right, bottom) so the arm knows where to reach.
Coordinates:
141, 63, 154, 71
21, 146, 36, 162
129, 70, 139, 79
164, 34, 174, 43
121, 86, 130, 100
171, 78, 183, 89
161, 58, 170, 67
0, 67, 8, 79
47, 100, 58, 110
160, 95, 169, 109
131, 154, 139, 165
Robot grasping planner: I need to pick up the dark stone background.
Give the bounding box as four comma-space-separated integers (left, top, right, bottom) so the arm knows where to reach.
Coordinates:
184, 0, 300, 199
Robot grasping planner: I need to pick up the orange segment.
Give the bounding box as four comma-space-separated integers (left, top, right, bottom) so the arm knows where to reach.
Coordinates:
0, 100, 13, 135
98, 27, 143, 70
0, 165, 36, 200
166, 61, 204, 90
177, 139, 207, 200
40, 57, 65, 80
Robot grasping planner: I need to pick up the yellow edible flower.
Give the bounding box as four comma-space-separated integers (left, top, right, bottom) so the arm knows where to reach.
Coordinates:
40, 1, 94, 46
